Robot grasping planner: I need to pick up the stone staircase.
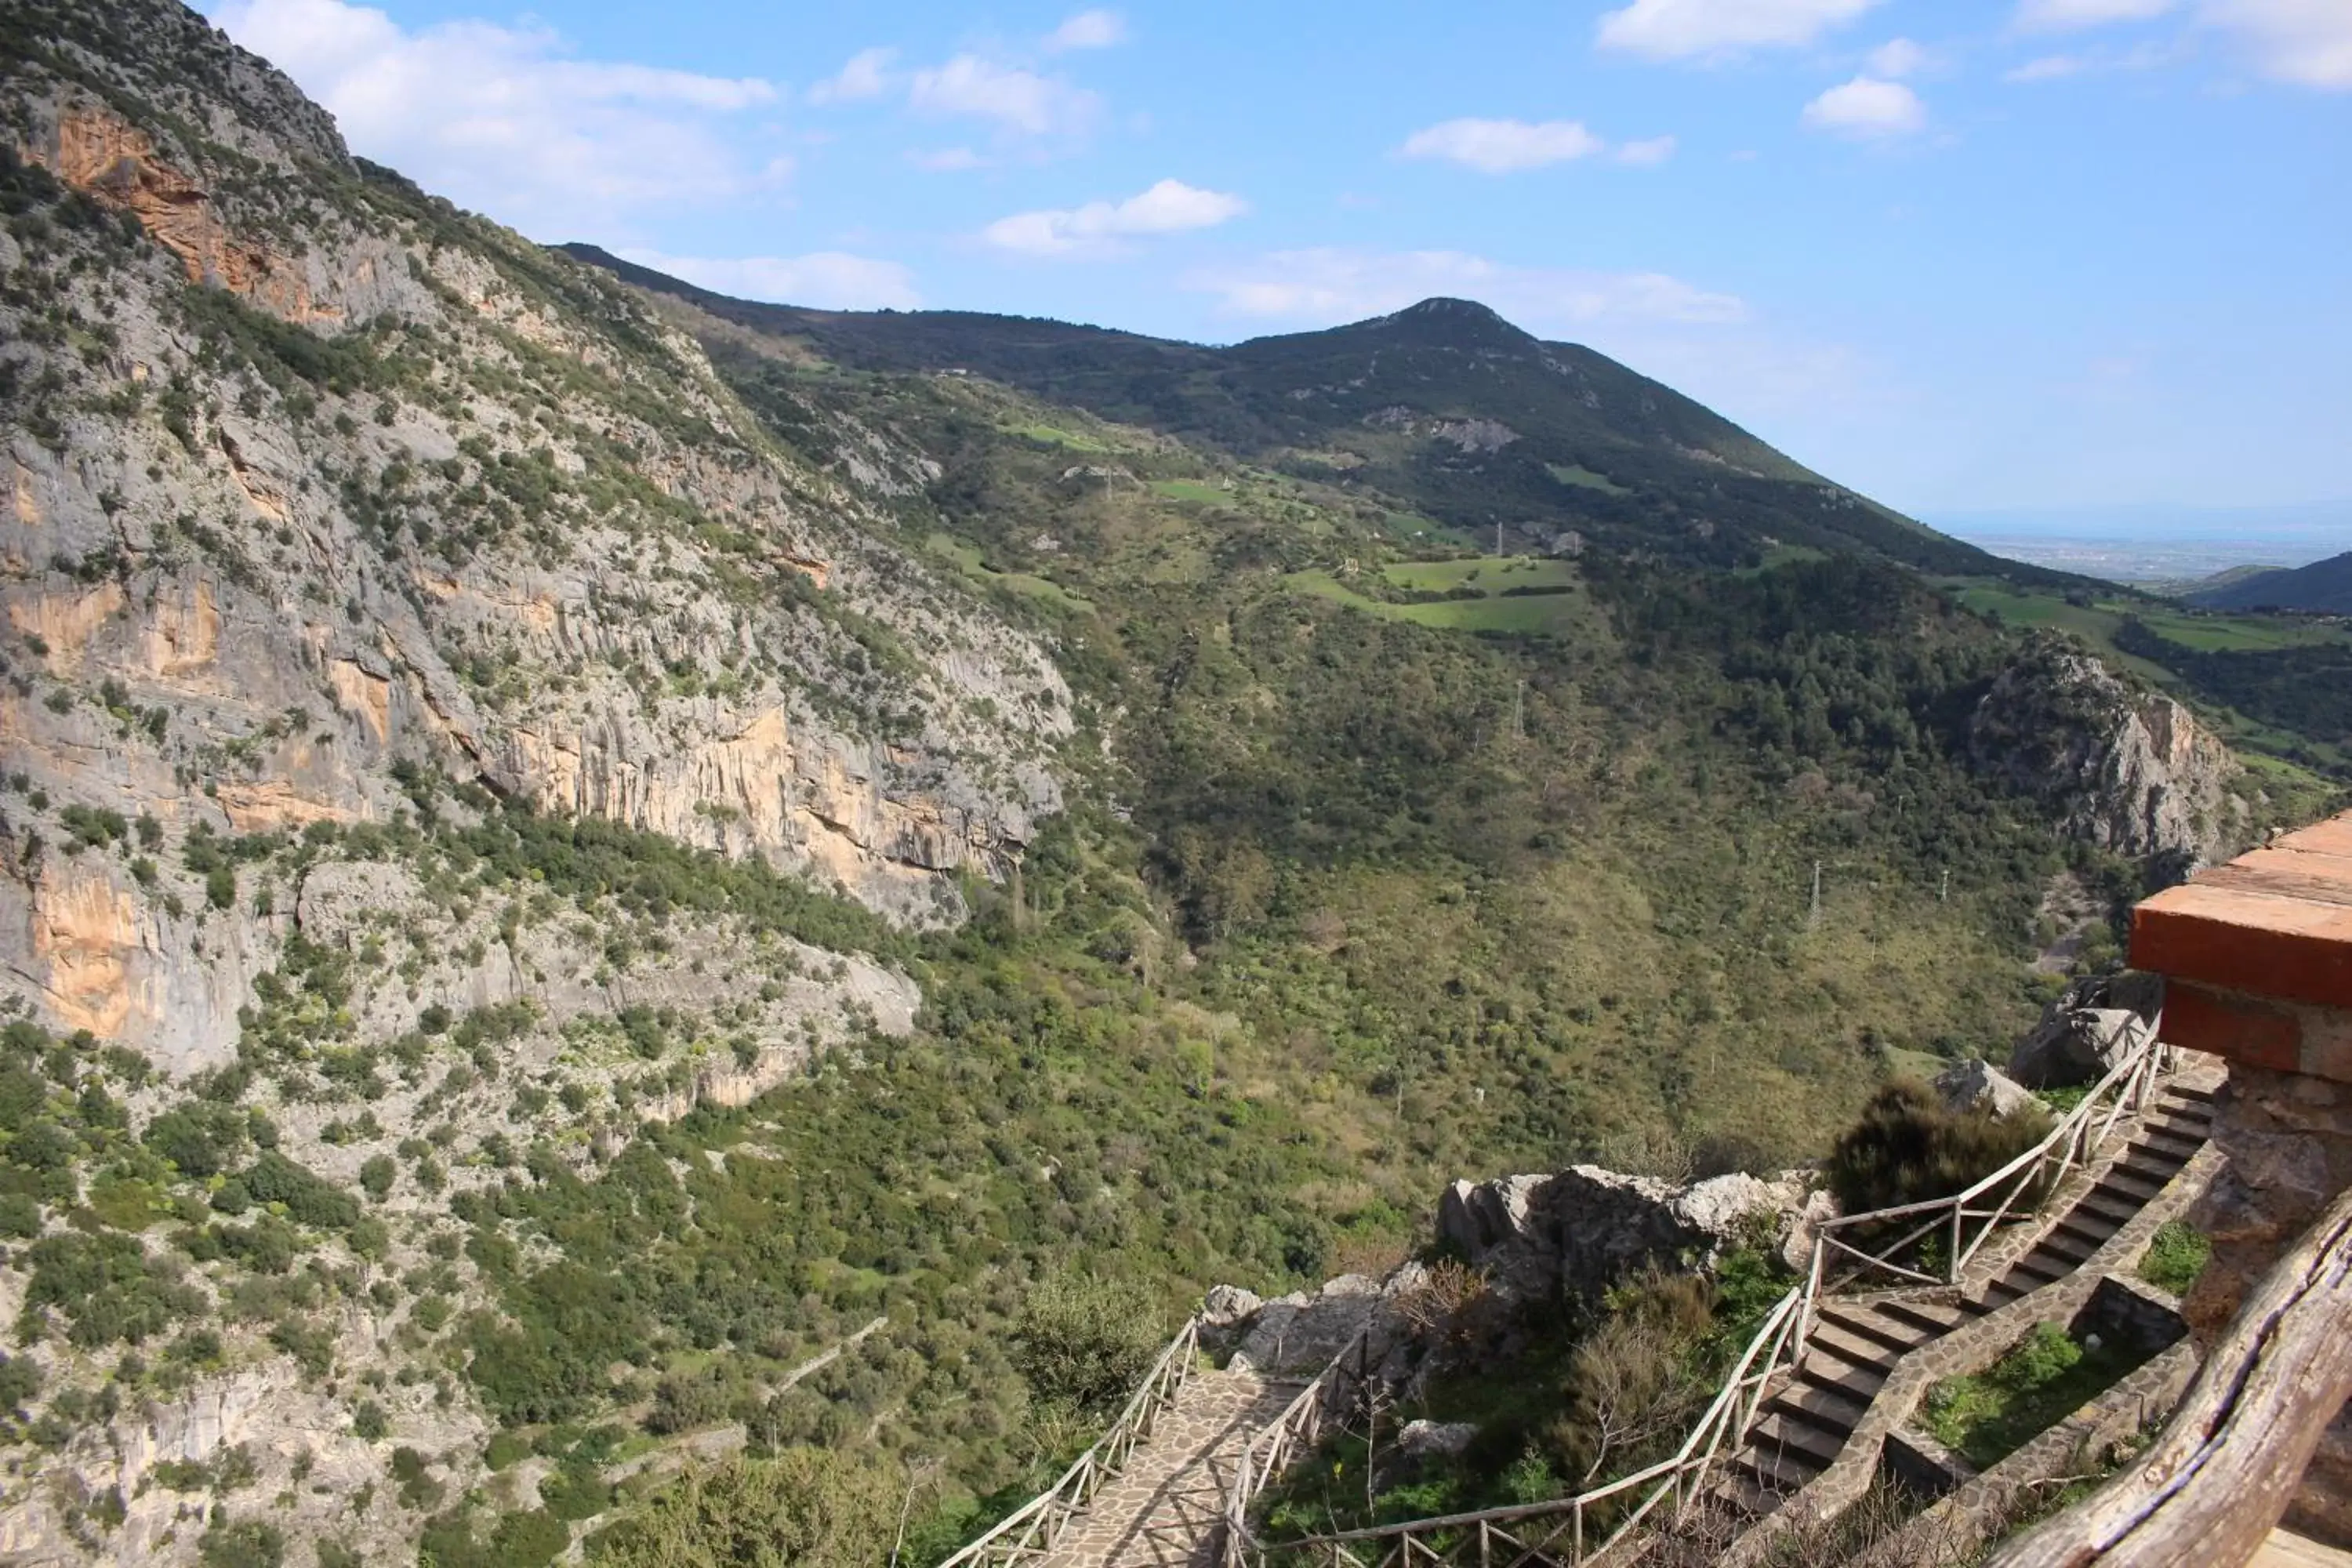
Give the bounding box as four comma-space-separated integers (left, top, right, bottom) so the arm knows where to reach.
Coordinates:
1693, 1077, 2217, 1535
1037, 1365, 1303, 1568
984, 1062, 2216, 1568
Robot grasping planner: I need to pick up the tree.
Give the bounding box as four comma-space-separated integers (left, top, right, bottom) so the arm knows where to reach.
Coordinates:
1008, 1272, 1164, 1416
588, 1451, 895, 1568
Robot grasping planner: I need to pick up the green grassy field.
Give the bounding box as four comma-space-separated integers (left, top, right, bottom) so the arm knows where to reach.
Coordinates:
1007, 421, 1116, 452
1545, 462, 1629, 495
1149, 477, 1230, 503
924, 532, 1093, 612
1286, 558, 1604, 637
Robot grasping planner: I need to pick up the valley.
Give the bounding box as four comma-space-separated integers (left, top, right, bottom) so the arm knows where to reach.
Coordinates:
0, 3, 2344, 1566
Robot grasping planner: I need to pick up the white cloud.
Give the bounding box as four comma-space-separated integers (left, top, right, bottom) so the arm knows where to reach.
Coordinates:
617, 249, 921, 310
2202, 0, 2352, 88
983, 179, 1247, 258
1188, 249, 1746, 329
808, 46, 896, 104
1596, 0, 1882, 60
908, 146, 988, 171
2013, 0, 2177, 31
1801, 75, 1929, 135
2004, 39, 2176, 78
1044, 9, 1126, 51
1616, 134, 1680, 165
1866, 37, 1929, 75
1398, 118, 1606, 172
212, 0, 782, 231
909, 54, 1102, 136
2006, 52, 2090, 77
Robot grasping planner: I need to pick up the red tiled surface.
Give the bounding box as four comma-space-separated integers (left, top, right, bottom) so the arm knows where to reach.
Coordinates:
2133, 815, 2352, 1013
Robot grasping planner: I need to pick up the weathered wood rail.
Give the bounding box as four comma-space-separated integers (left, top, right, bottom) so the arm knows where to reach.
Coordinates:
1984, 1181, 2352, 1568
939, 1316, 1202, 1568
1224, 1016, 2182, 1568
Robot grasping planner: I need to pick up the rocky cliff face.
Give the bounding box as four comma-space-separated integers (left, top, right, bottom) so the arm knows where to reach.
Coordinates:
0, 0, 1070, 1073
0, 8, 1081, 1559
1968, 633, 2245, 880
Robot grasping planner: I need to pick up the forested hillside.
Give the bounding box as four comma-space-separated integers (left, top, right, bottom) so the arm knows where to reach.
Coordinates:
0, 3, 2335, 1564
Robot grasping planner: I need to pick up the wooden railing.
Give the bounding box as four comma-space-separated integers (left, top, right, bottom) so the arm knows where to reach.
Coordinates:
938, 1316, 1201, 1568
1809, 1012, 2169, 1295
1222, 1013, 2183, 1568
1220, 1325, 1378, 1568
1228, 1287, 1810, 1568
1986, 1182, 2352, 1568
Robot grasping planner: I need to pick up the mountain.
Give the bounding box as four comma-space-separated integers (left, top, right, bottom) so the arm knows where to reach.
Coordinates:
560, 245, 2020, 577
0, 2, 2323, 1564
2186, 550, 2352, 613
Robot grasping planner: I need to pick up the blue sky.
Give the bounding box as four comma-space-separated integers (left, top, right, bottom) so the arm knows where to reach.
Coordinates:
201, 0, 2351, 521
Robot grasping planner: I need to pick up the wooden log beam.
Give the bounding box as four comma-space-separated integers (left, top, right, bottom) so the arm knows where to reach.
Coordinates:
1986, 1183, 2352, 1568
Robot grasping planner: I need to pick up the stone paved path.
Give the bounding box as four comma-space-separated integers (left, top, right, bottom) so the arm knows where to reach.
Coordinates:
1041, 1366, 1305, 1568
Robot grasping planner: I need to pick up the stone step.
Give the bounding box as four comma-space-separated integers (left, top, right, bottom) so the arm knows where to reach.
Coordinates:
2006, 1251, 2071, 1288
1803, 1320, 1903, 1376
2074, 1188, 2144, 1225
1981, 1276, 2030, 1308
2099, 1164, 2166, 1201
1748, 1411, 1845, 1468
1875, 1296, 1981, 1336
1796, 1352, 1889, 1403
2038, 1226, 2103, 1264
1733, 1443, 1824, 1497
2137, 1123, 2205, 1157
1766, 1378, 1871, 1439
2051, 1209, 2122, 1247
1815, 1304, 1930, 1356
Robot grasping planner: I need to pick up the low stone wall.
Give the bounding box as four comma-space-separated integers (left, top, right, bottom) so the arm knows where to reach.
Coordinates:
1720, 1139, 2222, 1566
1850, 1340, 2200, 1568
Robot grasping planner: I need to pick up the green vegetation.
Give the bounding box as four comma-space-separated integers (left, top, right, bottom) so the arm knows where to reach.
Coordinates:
1824, 1080, 2050, 1219
1258, 1250, 1790, 1535
2138, 1221, 2212, 1296
1922, 1322, 2147, 1469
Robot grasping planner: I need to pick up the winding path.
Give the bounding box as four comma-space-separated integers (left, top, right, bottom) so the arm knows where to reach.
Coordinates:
1039, 1365, 1303, 1568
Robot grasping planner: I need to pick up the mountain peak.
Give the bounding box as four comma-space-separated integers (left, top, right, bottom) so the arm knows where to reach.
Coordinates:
1370, 296, 1534, 347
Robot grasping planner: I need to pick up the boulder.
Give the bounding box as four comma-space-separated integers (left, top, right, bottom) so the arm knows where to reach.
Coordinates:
1935, 1058, 2039, 1119
1200, 1284, 1263, 1327
1231, 1274, 1385, 1376
1436, 1165, 1813, 1301
2009, 1004, 2146, 1089
1397, 1420, 1479, 1459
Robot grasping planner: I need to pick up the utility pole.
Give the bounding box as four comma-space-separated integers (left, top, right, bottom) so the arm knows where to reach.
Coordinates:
1496, 521, 1505, 557
1808, 861, 1823, 931
1508, 678, 1525, 746
1939, 868, 1950, 903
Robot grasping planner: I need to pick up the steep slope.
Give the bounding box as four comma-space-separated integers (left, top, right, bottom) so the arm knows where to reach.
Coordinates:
559, 246, 2019, 575
0, 5, 2314, 1566
2, 0, 1072, 1059
2187, 550, 2352, 613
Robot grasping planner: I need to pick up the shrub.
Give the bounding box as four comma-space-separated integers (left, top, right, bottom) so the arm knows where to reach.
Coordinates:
587, 1450, 895, 1568
1008, 1271, 1165, 1416
2140, 1221, 2212, 1296
1824, 1080, 2050, 1218
197, 1519, 283, 1568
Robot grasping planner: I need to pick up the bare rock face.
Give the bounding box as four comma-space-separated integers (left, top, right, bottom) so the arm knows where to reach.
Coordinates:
0, 5, 1072, 1073
2009, 1003, 2147, 1090
1436, 1165, 1813, 1301
1934, 1058, 2038, 1119
1968, 633, 2244, 880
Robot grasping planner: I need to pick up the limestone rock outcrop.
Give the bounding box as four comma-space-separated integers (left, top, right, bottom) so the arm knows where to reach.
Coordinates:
1, 0, 1073, 1073
1935, 1058, 2038, 1118
1969, 633, 2245, 879
1435, 1165, 1814, 1301
2009, 1003, 2148, 1090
